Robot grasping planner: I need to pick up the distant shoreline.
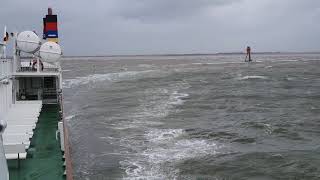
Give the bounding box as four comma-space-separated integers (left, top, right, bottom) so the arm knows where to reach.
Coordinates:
63, 52, 320, 58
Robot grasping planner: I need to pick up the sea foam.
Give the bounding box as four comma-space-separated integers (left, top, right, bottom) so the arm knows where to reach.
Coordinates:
237, 75, 269, 80
63, 70, 155, 88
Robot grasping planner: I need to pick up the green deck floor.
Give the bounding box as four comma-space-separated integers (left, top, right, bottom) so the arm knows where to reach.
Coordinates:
8, 104, 65, 180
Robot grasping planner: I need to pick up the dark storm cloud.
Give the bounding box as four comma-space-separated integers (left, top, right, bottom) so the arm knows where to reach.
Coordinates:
1, 0, 320, 55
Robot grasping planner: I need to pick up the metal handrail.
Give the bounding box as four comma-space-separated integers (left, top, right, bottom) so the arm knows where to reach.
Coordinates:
0, 135, 9, 180
18, 67, 59, 72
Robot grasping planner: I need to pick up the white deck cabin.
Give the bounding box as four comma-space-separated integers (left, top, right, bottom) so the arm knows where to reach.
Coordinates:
0, 30, 63, 177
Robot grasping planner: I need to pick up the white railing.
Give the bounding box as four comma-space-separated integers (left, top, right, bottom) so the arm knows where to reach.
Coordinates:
18, 60, 59, 73
0, 137, 9, 180
0, 58, 13, 118
0, 59, 11, 80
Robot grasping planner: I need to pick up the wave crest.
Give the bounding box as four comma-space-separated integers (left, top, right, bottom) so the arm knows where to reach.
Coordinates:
63, 70, 155, 88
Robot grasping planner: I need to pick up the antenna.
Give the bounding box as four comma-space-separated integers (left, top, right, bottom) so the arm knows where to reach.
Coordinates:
48, 7, 53, 15
3, 26, 6, 42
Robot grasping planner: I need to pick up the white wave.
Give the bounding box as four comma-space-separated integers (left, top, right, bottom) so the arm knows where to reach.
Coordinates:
138, 64, 154, 68
192, 60, 266, 66
111, 85, 195, 178
111, 120, 164, 130
63, 70, 155, 88
192, 62, 241, 66
64, 114, 75, 121
169, 91, 189, 106
237, 75, 269, 80
121, 128, 220, 179
272, 59, 300, 62
146, 129, 185, 143
111, 85, 190, 130
144, 139, 218, 163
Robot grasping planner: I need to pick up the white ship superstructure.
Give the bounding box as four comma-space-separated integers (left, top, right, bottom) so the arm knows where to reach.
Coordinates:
0, 31, 10, 180
0, 8, 73, 180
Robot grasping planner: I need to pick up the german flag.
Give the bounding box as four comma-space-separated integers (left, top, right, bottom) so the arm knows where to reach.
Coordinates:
43, 15, 58, 42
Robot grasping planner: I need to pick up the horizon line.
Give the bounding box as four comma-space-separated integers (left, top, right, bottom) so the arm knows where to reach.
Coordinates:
62, 51, 320, 58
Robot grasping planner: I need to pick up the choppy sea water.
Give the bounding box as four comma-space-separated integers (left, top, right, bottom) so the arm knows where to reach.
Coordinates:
62, 54, 320, 180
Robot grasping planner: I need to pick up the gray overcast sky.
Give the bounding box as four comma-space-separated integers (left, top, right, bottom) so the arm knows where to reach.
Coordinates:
1, 0, 320, 55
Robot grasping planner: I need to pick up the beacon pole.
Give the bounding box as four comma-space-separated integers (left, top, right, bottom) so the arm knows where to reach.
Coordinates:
246, 46, 252, 62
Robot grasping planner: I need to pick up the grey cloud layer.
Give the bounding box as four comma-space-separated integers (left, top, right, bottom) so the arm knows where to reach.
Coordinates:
109, 0, 237, 21
1, 0, 320, 55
